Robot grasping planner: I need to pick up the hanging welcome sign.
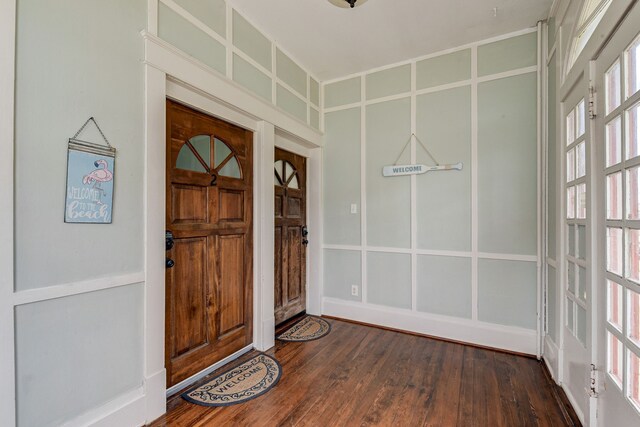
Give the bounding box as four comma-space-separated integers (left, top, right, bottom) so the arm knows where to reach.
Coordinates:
382, 133, 463, 177
64, 117, 116, 224
382, 162, 463, 177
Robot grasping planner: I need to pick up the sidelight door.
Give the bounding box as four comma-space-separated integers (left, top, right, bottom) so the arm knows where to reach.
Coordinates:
274, 148, 307, 325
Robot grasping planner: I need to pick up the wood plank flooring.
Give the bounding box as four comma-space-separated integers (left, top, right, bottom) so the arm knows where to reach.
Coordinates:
149, 317, 580, 426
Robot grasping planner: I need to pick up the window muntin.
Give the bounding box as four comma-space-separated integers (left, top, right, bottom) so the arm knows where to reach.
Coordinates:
604, 42, 640, 414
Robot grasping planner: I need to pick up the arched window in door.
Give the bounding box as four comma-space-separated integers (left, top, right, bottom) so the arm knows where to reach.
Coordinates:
274, 159, 300, 189
175, 135, 242, 179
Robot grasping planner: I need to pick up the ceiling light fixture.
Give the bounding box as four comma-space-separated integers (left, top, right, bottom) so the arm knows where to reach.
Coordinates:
328, 0, 369, 9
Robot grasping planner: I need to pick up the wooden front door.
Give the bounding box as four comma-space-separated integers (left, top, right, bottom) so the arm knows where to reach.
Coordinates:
165, 100, 253, 387
274, 148, 307, 325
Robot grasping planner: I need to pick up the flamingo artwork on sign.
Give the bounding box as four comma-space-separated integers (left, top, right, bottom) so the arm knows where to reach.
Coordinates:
82, 159, 113, 203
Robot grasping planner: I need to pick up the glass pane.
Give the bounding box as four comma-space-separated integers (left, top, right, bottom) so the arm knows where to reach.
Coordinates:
214, 138, 232, 168
577, 304, 587, 345
289, 174, 299, 190
567, 186, 576, 219
190, 135, 211, 167
607, 227, 623, 276
274, 160, 284, 184
628, 102, 640, 160
176, 144, 207, 173
578, 224, 586, 260
608, 332, 623, 388
578, 266, 587, 302
567, 109, 576, 145
567, 148, 576, 182
569, 225, 576, 257
577, 142, 586, 178
567, 298, 575, 332
218, 157, 241, 178
606, 116, 622, 167
568, 262, 576, 295
285, 161, 295, 182
606, 60, 621, 114
577, 183, 587, 219
627, 228, 640, 283
628, 167, 640, 220
629, 289, 640, 346
607, 172, 623, 220
577, 99, 586, 137
608, 280, 623, 331
626, 35, 640, 99
628, 350, 640, 409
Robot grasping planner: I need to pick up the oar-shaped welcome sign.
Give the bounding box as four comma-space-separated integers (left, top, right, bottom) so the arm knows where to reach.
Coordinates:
382, 162, 463, 177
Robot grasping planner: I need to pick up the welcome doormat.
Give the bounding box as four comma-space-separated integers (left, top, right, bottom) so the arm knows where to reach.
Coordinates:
182, 353, 282, 407
276, 316, 331, 342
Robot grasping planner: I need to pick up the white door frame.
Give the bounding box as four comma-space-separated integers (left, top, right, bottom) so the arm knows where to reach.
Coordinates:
141, 31, 323, 422
0, 0, 16, 425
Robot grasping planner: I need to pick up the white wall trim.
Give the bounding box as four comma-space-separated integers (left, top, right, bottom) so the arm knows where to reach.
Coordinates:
323, 298, 538, 355
322, 27, 539, 86
142, 31, 322, 147
12, 272, 145, 306
64, 387, 146, 427
254, 121, 276, 352
0, 0, 16, 425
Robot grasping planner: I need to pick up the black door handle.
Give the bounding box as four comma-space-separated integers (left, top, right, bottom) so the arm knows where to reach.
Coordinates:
166, 258, 175, 269
166, 230, 174, 251
302, 225, 309, 237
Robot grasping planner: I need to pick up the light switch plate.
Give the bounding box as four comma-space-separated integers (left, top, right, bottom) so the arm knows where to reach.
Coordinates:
350, 203, 358, 214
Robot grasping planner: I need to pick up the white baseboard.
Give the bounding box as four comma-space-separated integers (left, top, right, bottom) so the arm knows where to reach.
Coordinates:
561, 383, 586, 425
61, 386, 146, 427
322, 298, 537, 355
144, 369, 167, 425
543, 337, 559, 381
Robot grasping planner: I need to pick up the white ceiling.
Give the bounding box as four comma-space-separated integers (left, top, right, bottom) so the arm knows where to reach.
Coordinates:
226, 0, 553, 82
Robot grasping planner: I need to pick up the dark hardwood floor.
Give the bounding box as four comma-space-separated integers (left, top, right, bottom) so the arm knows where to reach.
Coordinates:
150, 317, 580, 426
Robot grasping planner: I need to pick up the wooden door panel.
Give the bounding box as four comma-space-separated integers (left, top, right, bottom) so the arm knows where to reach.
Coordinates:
166, 99, 253, 387
168, 237, 209, 358
218, 189, 244, 222
216, 234, 245, 335
274, 226, 283, 310
171, 185, 209, 224
287, 226, 302, 301
274, 148, 306, 325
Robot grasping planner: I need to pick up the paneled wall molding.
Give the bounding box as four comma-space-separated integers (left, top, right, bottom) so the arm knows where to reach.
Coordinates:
322, 28, 541, 352
151, 0, 321, 130
323, 298, 538, 355
321, 27, 538, 86
142, 31, 322, 146
11, 272, 145, 307
323, 65, 537, 114
0, 0, 16, 424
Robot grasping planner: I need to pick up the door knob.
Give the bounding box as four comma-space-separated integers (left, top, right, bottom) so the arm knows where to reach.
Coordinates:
166, 258, 175, 269
302, 225, 309, 237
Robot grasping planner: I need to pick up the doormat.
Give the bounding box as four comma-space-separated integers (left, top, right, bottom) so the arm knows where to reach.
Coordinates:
182, 353, 282, 407
276, 315, 331, 342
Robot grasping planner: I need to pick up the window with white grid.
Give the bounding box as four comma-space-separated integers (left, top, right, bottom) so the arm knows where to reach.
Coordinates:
604, 33, 640, 412
566, 99, 588, 346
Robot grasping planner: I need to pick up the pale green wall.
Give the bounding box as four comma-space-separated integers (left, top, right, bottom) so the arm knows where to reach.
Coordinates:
322, 31, 539, 331
158, 1, 319, 128
324, 249, 362, 301
14, 0, 146, 425
159, 2, 225, 74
